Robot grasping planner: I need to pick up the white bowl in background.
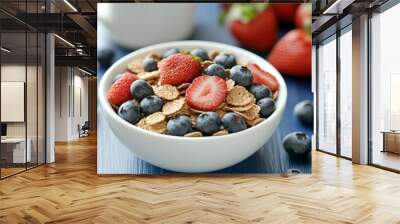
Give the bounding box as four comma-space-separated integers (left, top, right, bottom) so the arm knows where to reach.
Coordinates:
98, 41, 287, 173
98, 3, 195, 49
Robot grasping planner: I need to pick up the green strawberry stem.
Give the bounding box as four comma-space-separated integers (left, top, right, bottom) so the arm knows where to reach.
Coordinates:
221, 3, 269, 24
303, 19, 311, 39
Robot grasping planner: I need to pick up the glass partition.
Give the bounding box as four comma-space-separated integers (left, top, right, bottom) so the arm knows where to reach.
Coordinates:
0, 1, 46, 179
370, 3, 400, 171
1, 30, 28, 177
317, 35, 337, 154
339, 27, 352, 158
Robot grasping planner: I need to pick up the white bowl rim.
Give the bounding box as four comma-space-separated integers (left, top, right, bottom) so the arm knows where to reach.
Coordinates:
98, 40, 287, 141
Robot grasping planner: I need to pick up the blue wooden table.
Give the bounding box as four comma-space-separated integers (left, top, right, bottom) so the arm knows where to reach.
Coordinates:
97, 4, 313, 174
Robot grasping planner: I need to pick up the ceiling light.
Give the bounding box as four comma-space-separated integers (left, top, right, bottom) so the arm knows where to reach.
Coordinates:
322, 0, 354, 15
63, 0, 78, 12
54, 34, 75, 48
1, 47, 11, 53
78, 67, 93, 76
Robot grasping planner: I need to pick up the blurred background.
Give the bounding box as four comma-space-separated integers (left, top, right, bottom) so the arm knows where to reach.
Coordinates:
97, 3, 313, 174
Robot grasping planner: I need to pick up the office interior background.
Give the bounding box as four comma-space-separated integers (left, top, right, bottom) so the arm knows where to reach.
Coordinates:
0, 0, 97, 179
0, 1, 399, 223
0, 0, 399, 178
312, 0, 400, 172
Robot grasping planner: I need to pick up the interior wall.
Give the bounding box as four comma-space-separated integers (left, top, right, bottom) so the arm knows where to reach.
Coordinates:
0, 64, 39, 139
54, 67, 89, 141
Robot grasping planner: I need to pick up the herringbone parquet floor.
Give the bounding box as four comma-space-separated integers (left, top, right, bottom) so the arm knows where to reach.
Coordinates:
1, 135, 400, 224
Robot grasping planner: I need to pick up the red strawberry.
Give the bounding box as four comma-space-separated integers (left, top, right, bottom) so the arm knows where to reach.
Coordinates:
267, 29, 311, 77
295, 4, 312, 29
160, 54, 201, 86
248, 64, 279, 92
186, 76, 227, 111
227, 4, 278, 52
271, 4, 299, 24
107, 72, 138, 106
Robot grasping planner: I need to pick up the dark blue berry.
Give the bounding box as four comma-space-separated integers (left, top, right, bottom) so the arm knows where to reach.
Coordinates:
214, 53, 237, 69
97, 48, 114, 67
221, 112, 247, 133
162, 48, 180, 58
195, 112, 221, 135
249, 84, 272, 102
294, 100, 313, 126
167, 115, 193, 136
282, 132, 311, 158
118, 100, 141, 124
143, 58, 158, 72
204, 64, 227, 79
140, 95, 162, 116
190, 48, 209, 61
230, 65, 253, 88
130, 80, 154, 101
257, 98, 276, 118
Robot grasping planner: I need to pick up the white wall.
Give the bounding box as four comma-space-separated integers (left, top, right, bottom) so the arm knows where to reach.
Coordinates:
54, 67, 89, 141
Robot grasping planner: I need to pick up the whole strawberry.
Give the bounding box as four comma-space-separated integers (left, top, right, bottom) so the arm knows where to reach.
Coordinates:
160, 53, 201, 86
267, 28, 311, 77
271, 4, 299, 24
225, 4, 278, 52
107, 72, 138, 106
295, 3, 312, 29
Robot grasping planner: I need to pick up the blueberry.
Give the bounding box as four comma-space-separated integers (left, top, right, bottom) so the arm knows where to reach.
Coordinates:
230, 65, 253, 88
249, 84, 272, 102
112, 74, 123, 83
97, 48, 114, 67
294, 100, 313, 126
167, 115, 193, 136
118, 100, 141, 124
204, 64, 227, 79
130, 80, 154, 101
195, 112, 221, 135
257, 98, 276, 118
282, 132, 311, 158
143, 58, 158, 72
140, 95, 162, 116
162, 48, 180, 58
190, 48, 209, 61
221, 112, 247, 133
214, 53, 237, 69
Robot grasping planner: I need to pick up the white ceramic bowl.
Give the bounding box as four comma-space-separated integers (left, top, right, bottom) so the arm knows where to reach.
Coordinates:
98, 41, 287, 173
98, 4, 194, 48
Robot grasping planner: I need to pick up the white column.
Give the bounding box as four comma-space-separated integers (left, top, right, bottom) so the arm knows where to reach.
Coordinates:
46, 33, 55, 163
352, 14, 369, 164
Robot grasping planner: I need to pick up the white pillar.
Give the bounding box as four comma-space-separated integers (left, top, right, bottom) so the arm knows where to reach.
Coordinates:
46, 33, 55, 163
352, 14, 369, 164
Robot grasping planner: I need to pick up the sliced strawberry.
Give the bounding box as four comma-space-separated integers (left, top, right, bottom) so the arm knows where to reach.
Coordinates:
186, 76, 227, 111
160, 53, 201, 86
248, 64, 279, 92
107, 72, 138, 106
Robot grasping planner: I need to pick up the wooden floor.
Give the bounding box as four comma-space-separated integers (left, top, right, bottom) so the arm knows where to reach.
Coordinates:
0, 135, 400, 224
